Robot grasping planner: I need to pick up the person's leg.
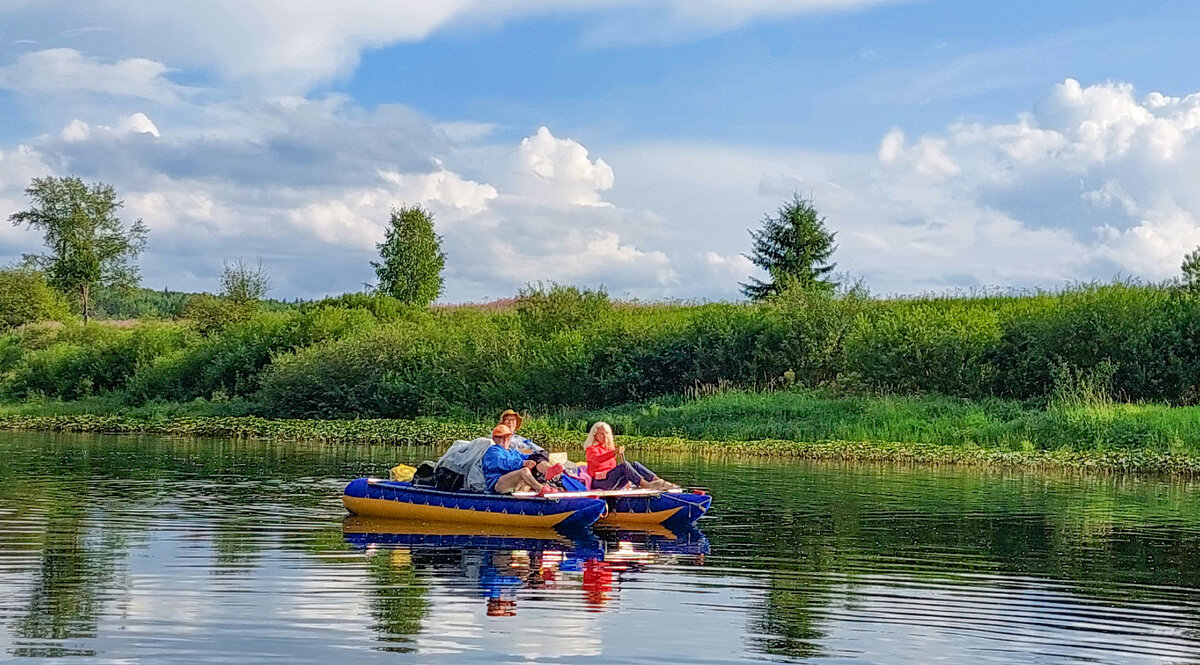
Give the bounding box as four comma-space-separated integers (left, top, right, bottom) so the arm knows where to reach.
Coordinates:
493, 467, 542, 494
592, 463, 641, 490
630, 461, 658, 481
631, 461, 679, 490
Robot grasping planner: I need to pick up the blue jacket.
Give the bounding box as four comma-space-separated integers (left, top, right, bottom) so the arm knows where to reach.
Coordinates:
481, 444, 530, 491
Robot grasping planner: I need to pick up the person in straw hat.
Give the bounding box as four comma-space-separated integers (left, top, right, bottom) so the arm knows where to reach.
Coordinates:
498, 409, 545, 456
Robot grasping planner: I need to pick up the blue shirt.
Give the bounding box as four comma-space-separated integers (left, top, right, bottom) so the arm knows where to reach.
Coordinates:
481, 444, 530, 492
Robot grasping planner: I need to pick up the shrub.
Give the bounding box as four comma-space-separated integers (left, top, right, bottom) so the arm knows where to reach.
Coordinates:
515, 283, 612, 337
0, 268, 72, 329
180, 293, 259, 335
126, 307, 377, 403
844, 300, 1002, 397
4, 322, 192, 399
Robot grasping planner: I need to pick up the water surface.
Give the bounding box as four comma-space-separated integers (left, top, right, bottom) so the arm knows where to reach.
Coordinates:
2, 431, 1199, 664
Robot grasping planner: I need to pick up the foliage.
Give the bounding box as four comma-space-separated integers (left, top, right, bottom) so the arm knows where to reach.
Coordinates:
0, 268, 73, 329
126, 307, 376, 404
1183, 246, 1200, 292
514, 283, 612, 337
8, 176, 149, 322
742, 194, 837, 300
180, 293, 259, 335
6, 280, 1200, 430
90, 285, 190, 319
2, 323, 192, 400
301, 292, 414, 322
372, 205, 445, 306
220, 257, 272, 303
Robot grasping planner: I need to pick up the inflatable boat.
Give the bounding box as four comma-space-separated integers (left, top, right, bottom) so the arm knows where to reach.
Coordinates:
343, 478, 710, 531
342, 478, 607, 532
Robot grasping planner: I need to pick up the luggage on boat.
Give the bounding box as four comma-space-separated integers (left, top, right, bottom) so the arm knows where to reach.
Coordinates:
412, 461, 437, 487
435, 438, 493, 492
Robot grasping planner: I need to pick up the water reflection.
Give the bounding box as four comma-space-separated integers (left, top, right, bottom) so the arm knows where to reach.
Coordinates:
342, 517, 708, 620
3, 431, 1200, 664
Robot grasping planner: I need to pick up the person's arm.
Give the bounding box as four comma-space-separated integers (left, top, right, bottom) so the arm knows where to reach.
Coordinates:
482, 447, 525, 475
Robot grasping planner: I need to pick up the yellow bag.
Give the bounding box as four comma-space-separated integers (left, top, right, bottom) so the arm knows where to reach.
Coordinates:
389, 464, 417, 482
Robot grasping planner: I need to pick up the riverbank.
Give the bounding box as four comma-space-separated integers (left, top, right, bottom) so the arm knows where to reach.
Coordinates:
4, 411, 1200, 475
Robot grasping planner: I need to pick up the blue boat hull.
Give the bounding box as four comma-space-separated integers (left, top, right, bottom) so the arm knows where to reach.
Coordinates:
602, 492, 712, 530
342, 478, 607, 532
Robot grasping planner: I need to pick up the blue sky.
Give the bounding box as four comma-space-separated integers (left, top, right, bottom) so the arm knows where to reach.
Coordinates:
2, 1, 1200, 301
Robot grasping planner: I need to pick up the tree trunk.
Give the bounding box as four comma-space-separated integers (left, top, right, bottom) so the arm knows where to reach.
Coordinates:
82, 283, 90, 325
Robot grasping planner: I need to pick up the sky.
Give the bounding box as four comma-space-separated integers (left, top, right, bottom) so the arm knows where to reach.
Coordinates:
2, 1, 1200, 302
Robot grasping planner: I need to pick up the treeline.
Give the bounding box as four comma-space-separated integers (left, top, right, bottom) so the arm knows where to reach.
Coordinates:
3, 282, 1199, 418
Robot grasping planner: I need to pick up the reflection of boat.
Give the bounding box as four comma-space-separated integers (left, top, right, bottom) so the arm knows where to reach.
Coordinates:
597, 524, 711, 557
342, 478, 607, 531
342, 516, 605, 559
599, 491, 712, 530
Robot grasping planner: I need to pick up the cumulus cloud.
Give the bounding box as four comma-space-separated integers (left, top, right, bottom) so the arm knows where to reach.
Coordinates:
61, 112, 160, 141
603, 79, 1200, 294
0, 100, 681, 299
0, 48, 187, 102
515, 126, 614, 206
6, 78, 1200, 301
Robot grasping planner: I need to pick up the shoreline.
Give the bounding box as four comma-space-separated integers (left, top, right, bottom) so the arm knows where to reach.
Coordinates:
4, 413, 1199, 476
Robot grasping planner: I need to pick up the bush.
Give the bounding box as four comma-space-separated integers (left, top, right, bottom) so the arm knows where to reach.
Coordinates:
515, 283, 612, 337
3, 322, 192, 400
180, 293, 260, 335
0, 268, 72, 329
127, 307, 377, 403
844, 300, 1002, 397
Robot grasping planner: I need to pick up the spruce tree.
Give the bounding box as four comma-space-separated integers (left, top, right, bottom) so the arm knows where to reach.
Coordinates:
741, 194, 837, 300
372, 205, 445, 306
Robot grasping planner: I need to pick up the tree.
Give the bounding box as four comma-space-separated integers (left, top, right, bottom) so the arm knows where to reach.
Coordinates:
741, 194, 837, 300
9, 176, 148, 323
220, 257, 272, 304
371, 205, 445, 306
1183, 246, 1200, 293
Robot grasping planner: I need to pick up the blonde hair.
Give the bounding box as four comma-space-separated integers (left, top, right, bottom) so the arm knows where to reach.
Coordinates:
583, 421, 614, 449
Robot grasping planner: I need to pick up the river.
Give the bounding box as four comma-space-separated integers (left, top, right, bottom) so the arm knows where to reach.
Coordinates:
1, 430, 1199, 664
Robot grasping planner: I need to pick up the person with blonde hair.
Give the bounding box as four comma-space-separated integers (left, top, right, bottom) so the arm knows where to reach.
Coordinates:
584, 422, 675, 491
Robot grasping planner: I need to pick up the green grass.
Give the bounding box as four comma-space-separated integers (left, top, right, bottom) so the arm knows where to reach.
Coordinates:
535, 389, 1200, 456
5, 388, 1200, 474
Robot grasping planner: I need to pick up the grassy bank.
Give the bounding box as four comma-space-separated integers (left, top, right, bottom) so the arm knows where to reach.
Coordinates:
5, 282, 1200, 421
5, 389, 1200, 474
537, 389, 1200, 454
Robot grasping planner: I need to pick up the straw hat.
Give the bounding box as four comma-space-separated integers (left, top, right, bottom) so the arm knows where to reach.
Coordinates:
499, 409, 523, 430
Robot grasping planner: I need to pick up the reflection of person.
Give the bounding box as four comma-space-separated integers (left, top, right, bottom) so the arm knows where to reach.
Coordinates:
499, 409, 544, 455
480, 552, 523, 617
584, 422, 676, 491
482, 424, 556, 495
582, 559, 614, 608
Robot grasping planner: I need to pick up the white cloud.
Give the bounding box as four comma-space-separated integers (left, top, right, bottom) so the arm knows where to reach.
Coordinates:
515, 126, 614, 206
7, 78, 1200, 301
0, 2, 910, 92
0, 48, 187, 102
61, 112, 160, 141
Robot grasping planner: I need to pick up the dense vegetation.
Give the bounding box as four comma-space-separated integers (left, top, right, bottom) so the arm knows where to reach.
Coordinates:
3, 281, 1200, 434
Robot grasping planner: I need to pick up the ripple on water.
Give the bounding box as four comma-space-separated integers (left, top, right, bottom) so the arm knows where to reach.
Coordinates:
2, 432, 1200, 664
